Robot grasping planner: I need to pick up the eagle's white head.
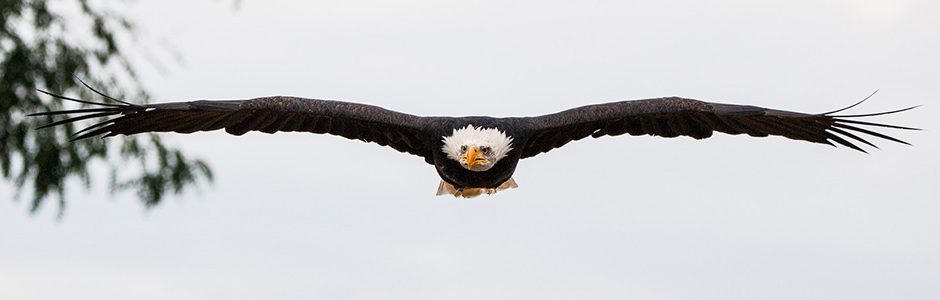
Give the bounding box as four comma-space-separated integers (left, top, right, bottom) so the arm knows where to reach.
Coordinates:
441, 124, 514, 172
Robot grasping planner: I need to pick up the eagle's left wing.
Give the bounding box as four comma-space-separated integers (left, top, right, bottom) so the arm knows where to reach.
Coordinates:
520, 94, 918, 158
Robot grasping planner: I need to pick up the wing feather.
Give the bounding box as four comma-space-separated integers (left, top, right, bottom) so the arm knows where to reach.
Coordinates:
521, 96, 917, 158
31, 91, 434, 163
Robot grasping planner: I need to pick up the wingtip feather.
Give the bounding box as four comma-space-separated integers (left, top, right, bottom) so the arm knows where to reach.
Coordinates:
74, 76, 135, 106
822, 90, 879, 116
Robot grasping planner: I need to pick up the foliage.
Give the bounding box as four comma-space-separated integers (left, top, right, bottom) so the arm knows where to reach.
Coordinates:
0, 0, 212, 215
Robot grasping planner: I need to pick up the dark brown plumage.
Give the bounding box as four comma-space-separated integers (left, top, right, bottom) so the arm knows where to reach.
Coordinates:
31, 84, 918, 193
521, 94, 917, 157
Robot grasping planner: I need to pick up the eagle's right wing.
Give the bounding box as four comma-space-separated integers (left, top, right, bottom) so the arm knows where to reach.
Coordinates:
31, 87, 435, 163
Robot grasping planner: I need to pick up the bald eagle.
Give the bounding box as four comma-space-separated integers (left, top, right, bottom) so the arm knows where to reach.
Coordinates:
32, 84, 917, 198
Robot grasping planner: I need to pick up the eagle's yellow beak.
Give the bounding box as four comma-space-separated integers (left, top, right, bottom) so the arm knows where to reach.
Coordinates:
465, 146, 488, 168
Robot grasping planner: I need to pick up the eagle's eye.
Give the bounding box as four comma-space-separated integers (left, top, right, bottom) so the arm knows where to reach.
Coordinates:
460, 145, 467, 152
480, 146, 490, 154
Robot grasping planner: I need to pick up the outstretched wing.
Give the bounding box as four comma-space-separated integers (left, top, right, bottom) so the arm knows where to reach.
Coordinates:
31, 88, 435, 163
521, 94, 918, 158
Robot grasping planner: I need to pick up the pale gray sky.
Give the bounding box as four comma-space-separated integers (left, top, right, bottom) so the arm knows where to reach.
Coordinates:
2, 0, 938, 299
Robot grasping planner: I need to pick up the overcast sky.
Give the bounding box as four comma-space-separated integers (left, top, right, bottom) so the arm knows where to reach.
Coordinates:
2, 0, 938, 299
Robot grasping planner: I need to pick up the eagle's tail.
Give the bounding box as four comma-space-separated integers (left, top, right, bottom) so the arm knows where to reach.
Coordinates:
436, 178, 519, 198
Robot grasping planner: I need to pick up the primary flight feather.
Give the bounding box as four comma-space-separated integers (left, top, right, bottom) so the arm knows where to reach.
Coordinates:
32, 84, 918, 197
